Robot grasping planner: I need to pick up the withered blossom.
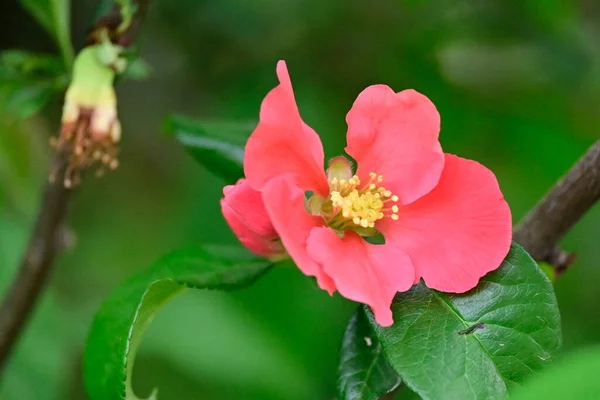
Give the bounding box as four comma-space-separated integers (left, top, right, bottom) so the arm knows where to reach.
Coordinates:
51, 35, 126, 187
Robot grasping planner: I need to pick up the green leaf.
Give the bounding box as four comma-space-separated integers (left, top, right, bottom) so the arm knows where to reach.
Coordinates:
115, 0, 139, 32
338, 308, 401, 400
84, 245, 273, 400
122, 57, 152, 81
512, 346, 600, 399
0, 84, 55, 119
0, 50, 68, 118
368, 243, 562, 400
0, 50, 65, 78
538, 261, 556, 282
164, 115, 253, 183
19, 0, 74, 66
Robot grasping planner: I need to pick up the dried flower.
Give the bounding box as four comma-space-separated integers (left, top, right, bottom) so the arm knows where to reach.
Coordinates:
51, 35, 125, 187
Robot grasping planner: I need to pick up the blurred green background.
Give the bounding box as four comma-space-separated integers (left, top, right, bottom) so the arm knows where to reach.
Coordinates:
1, 1, 599, 399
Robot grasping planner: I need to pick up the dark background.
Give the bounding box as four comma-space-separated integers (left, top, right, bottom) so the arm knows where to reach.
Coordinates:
1, 1, 599, 399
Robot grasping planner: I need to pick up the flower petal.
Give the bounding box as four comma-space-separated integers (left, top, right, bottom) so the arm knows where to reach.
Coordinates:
261, 176, 336, 293
345, 86, 444, 205
381, 154, 512, 293
221, 179, 284, 257
306, 228, 414, 327
245, 61, 329, 195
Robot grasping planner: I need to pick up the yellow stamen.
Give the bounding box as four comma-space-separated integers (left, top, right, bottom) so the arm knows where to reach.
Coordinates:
325, 172, 400, 230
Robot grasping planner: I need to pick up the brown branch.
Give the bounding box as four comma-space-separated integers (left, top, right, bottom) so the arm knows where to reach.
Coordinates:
0, 0, 150, 373
0, 154, 72, 371
514, 140, 600, 275
87, 0, 150, 47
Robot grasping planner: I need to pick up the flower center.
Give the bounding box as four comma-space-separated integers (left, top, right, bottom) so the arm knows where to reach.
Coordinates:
320, 172, 399, 232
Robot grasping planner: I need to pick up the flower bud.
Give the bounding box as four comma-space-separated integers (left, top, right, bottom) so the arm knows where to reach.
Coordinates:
221, 179, 286, 259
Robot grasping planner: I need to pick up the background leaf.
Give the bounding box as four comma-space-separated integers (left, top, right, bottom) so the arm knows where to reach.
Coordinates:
338, 307, 401, 400
83, 245, 273, 400
0, 50, 68, 118
18, 0, 74, 66
368, 243, 562, 400
122, 56, 152, 81
164, 115, 252, 183
512, 346, 600, 399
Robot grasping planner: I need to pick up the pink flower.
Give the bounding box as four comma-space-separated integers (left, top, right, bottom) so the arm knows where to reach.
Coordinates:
221, 179, 285, 258
226, 61, 512, 327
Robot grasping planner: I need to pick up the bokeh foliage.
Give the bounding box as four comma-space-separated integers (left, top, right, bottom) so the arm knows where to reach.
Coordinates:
1, 1, 599, 399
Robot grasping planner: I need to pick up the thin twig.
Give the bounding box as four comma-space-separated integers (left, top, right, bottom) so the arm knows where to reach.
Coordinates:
0, 0, 150, 373
514, 140, 600, 275
0, 154, 72, 371
87, 0, 151, 47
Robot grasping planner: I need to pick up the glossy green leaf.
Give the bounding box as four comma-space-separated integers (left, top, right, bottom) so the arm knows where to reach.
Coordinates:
512, 346, 600, 399
338, 308, 401, 400
84, 245, 273, 400
538, 261, 556, 282
368, 243, 562, 400
19, 0, 74, 66
164, 115, 253, 183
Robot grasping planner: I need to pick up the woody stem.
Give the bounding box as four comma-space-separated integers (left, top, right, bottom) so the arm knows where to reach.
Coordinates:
0, 0, 151, 374
0, 155, 71, 372
514, 140, 600, 275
